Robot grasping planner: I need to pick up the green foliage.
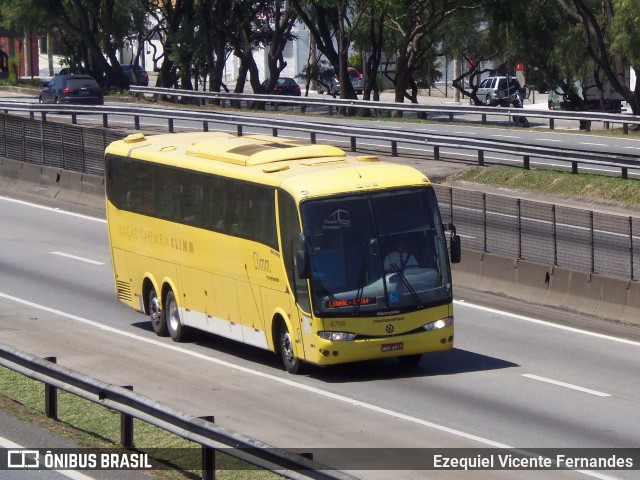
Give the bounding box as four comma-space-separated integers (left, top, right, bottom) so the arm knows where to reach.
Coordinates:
610, 0, 640, 68
0, 0, 634, 107
349, 53, 362, 70
7, 55, 18, 84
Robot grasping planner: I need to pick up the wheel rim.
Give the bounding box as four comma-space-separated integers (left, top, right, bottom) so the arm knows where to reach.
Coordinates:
281, 330, 295, 364
168, 298, 180, 331
149, 291, 161, 325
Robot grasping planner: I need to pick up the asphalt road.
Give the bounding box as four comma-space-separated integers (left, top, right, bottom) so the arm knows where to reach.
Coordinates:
1, 193, 640, 480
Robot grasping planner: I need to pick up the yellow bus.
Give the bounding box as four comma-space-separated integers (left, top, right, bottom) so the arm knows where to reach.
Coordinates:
105, 131, 461, 373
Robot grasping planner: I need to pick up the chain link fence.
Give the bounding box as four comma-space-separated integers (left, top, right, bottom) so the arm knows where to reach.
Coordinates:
434, 184, 638, 281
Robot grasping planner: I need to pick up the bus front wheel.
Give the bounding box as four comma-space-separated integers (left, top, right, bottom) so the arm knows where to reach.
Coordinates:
165, 290, 188, 342
279, 322, 306, 374
149, 287, 168, 336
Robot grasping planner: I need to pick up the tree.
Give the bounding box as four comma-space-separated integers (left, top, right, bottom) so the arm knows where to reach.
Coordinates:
228, 0, 298, 95
554, 0, 639, 113
141, 0, 196, 90
291, 0, 360, 100
384, 0, 484, 109
0, 0, 58, 77
41, 0, 147, 88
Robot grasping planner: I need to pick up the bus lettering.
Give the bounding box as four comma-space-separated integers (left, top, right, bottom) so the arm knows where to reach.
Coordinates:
253, 252, 271, 272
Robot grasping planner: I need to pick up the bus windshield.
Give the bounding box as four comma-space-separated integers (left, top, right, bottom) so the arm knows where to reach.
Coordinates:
300, 187, 452, 317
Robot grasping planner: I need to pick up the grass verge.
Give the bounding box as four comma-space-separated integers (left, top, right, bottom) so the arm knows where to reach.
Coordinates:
447, 166, 640, 207
0, 366, 280, 479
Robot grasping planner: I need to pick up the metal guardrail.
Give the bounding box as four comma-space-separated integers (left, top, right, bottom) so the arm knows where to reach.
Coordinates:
130, 85, 640, 134
2, 101, 640, 179
0, 342, 355, 480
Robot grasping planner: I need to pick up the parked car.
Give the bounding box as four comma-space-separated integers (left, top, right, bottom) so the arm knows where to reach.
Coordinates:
473, 76, 521, 106
39, 74, 104, 105
263, 77, 301, 96
317, 67, 364, 95
120, 64, 149, 86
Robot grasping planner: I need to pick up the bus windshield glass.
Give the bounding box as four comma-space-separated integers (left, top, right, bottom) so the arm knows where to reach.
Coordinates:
300, 187, 451, 317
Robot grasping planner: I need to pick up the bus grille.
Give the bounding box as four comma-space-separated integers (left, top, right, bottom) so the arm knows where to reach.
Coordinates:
116, 281, 132, 302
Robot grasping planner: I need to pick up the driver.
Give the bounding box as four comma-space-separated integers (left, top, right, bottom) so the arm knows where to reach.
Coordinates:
383, 239, 418, 272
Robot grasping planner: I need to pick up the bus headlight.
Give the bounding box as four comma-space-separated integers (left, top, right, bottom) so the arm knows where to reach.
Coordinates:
422, 317, 453, 331
318, 331, 356, 341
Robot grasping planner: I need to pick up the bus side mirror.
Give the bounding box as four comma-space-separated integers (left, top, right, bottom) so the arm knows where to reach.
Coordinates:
450, 234, 461, 264
445, 223, 461, 264
296, 250, 310, 279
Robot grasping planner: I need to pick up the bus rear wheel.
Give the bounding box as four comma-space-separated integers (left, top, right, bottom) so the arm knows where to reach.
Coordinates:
165, 290, 188, 342
149, 287, 168, 336
279, 322, 306, 374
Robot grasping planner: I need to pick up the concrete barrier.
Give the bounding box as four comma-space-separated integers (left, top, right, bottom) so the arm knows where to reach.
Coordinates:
454, 248, 640, 326
511, 259, 552, 305
0, 158, 59, 198
452, 251, 517, 297
593, 275, 630, 321
56, 170, 105, 210
0, 157, 104, 210
622, 281, 640, 321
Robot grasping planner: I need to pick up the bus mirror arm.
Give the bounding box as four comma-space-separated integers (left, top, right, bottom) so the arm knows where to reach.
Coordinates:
296, 250, 310, 279
444, 223, 456, 235
444, 223, 462, 264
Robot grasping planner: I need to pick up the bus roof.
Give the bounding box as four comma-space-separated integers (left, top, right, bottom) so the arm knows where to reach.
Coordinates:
106, 132, 432, 201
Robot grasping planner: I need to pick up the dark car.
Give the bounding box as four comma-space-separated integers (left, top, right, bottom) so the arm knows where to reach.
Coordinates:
39, 75, 104, 105
121, 64, 149, 86
103, 64, 149, 89
265, 77, 301, 96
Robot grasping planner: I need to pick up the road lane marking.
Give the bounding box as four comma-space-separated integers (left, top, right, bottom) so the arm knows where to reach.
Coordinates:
0, 435, 97, 480
522, 374, 611, 397
454, 300, 640, 347
51, 252, 104, 265
0, 291, 512, 449
0, 291, 625, 479
0, 196, 106, 223
579, 142, 608, 147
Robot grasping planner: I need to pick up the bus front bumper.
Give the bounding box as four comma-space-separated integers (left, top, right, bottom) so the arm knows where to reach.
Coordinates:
305, 324, 454, 366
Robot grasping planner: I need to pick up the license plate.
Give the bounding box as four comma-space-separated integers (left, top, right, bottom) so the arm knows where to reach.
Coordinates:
382, 342, 403, 352
79, 90, 89, 95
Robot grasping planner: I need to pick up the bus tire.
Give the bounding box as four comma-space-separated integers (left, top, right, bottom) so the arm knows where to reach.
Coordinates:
149, 287, 168, 336
397, 354, 422, 366
165, 290, 188, 342
279, 322, 306, 374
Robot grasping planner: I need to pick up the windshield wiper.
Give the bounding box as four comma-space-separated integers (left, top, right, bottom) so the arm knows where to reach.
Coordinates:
353, 262, 368, 316
390, 264, 423, 308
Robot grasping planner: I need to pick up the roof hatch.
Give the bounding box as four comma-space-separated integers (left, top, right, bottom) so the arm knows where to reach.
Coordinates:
186, 137, 345, 166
